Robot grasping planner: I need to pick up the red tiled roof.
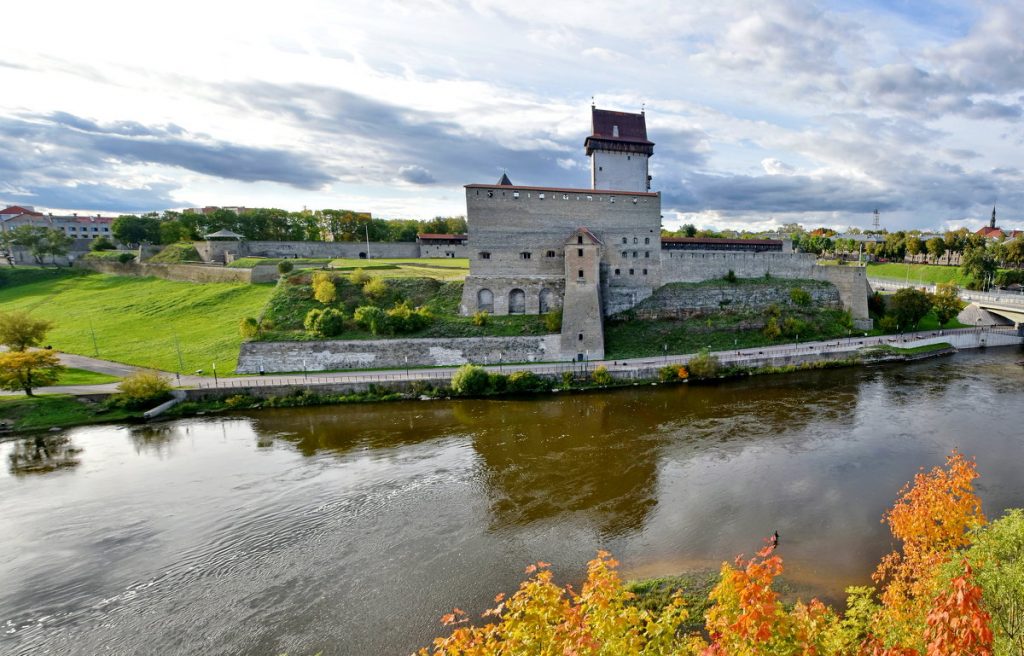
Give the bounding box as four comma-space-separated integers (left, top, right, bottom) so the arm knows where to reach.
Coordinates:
590, 108, 650, 143
662, 237, 783, 246
417, 233, 467, 240
976, 226, 1004, 237
1, 205, 43, 216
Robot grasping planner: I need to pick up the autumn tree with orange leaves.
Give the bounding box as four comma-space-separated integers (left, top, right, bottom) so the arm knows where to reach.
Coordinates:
418, 451, 1002, 656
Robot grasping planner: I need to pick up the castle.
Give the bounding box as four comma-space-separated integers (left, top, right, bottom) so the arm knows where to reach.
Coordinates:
460, 106, 871, 360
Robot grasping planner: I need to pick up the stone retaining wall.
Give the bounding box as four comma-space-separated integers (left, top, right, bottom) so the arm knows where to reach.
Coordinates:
74, 258, 265, 283
236, 335, 563, 373
196, 240, 420, 264
626, 280, 839, 320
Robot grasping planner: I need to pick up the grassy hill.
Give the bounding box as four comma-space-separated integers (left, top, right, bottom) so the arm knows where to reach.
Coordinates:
867, 263, 972, 286
0, 269, 274, 373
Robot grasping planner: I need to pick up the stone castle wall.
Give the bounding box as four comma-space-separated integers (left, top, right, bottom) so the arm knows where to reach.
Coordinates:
195, 240, 420, 264
237, 335, 562, 373
73, 258, 277, 283
628, 281, 840, 320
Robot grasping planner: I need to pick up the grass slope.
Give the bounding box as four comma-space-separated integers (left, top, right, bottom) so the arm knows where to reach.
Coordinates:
261, 274, 550, 341
867, 263, 973, 286
56, 368, 121, 385
0, 394, 137, 431
0, 269, 274, 373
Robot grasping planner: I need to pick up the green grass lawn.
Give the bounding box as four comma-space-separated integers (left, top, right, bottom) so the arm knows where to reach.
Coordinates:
0, 394, 138, 431
330, 257, 468, 268
56, 368, 121, 386
0, 269, 275, 373
867, 263, 973, 286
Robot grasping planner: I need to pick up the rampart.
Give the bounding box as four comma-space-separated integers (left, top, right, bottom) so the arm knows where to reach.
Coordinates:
195, 240, 419, 263
236, 334, 563, 373
74, 258, 278, 283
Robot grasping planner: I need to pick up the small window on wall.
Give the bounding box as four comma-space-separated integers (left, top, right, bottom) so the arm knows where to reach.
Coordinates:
645, 237, 650, 244
578, 269, 584, 278
642, 268, 648, 275
622, 237, 627, 244
520, 252, 531, 260
629, 268, 635, 275
633, 237, 638, 244
577, 248, 583, 257
621, 251, 627, 258
539, 193, 545, 199
578, 333, 584, 341
598, 166, 603, 171
513, 191, 520, 199
577, 235, 583, 244
633, 251, 638, 258
480, 252, 491, 259
546, 250, 556, 258
645, 251, 650, 258
614, 268, 621, 275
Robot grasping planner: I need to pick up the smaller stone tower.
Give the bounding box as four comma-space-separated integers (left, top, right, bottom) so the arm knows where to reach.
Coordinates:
585, 106, 654, 192
560, 227, 605, 361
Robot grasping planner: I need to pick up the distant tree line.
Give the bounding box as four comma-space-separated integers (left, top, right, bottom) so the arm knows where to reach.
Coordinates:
109, 209, 468, 246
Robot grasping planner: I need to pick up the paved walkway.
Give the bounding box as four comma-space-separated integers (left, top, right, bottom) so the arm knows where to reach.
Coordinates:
18, 326, 1020, 397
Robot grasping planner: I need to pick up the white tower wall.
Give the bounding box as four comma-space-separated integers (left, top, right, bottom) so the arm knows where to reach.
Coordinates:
591, 150, 649, 192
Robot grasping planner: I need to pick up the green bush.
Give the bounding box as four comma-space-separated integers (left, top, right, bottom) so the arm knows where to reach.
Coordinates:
384, 301, 431, 334
312, 270, 337, 304
313, 308, 346, 337
781, 316, 805, 339
239, 316, 260, 339
724, 269, 738, 283
879, 315, 899, 333
117, 252, 135, 264
789, 287, 812, 306
658, 364, 681, 382
487, 373, 508, 393
304, 308, 324, 333
277, 260, 294, 275
90, 236, 115, 251
224, 394, 258, 409
591, 365, 613, 385
763, 317, 782, 340
545, 308, 563, 332
353, 305, 386, 335
111, 371, 172, 409
472, 310, 489, 326
507, 370, 547, 393
349, 268, 371, 285
686, 349, 720, 380
450, 364, 490, 396
561, 371, 574, 389
363, 277, 389, 301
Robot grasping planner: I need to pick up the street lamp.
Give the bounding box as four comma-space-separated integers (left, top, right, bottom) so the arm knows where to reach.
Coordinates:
212, 362, 218, 386
663, 343, 668, 362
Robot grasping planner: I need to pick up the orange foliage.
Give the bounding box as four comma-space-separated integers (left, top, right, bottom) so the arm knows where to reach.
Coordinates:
924, 561, 993, 656
873, 451, 985, 627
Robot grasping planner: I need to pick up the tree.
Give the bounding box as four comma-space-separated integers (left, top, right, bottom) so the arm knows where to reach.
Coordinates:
276, 260, 293, 275
111, 215, 160, 246
961, 246, 998, 289
0, 311, 53, 351
2, 225, 72, 265
931, 283, 962, 327
0, 350, 63, 396
887, 288, 932, 330
89, 236, 116, 251
958, 509, 1024, 654
311, 271, 337, 304
450, 364, 490, 396
926, 237, 946, 264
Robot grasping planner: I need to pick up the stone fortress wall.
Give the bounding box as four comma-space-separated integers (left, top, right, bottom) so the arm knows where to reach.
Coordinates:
195, 240, 420, 264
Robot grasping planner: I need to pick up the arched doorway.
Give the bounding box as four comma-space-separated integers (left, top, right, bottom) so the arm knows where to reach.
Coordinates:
508, 288, 526, 314
539, 288, 554, 313
477, 288, 494, 312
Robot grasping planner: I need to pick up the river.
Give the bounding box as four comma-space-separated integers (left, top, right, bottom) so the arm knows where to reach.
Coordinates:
2, 348, 1023, 655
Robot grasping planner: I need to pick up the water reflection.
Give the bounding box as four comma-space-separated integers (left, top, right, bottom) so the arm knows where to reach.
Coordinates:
127, 425, 183, 455
7, 434, 81, 476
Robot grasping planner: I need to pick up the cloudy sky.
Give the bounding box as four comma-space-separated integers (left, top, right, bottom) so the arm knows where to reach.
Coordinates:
3, 0, 1024, 232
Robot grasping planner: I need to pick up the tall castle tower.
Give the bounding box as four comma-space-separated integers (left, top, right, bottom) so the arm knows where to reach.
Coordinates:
584, 106, 654, 192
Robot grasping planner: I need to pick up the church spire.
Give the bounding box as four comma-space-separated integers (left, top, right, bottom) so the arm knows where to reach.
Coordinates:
991, 205, 997, 229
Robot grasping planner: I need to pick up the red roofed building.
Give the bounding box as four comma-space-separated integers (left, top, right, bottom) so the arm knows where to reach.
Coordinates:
975, 206, 1023, 239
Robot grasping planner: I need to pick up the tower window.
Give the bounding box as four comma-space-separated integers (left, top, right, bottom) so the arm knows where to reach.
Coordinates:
539, 193, 545, 199
577, 248, 584, 257
621, 251, 627, 258
480, 252, 491, 259
645, 237, 650, 244
587, 195, 593, 201
598, 166, 603, 171
578, 269, 584, 278
614, 268, 620, 275
577, 235, 583, 244
627, 155, 631, 160
622, 237, 627, 244
520, 252, 531, 259
629, 268, 634, 275
642, 268, 648, 275
513, 191, 520, 199
578, 333, 584, 341
633, 251, 638, 258
546, 250, 556, 258
645, 251, 650, 258
633, 237, 638, 244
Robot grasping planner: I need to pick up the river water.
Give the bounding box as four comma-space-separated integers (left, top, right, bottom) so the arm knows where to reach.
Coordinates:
2, 348, 1023, 655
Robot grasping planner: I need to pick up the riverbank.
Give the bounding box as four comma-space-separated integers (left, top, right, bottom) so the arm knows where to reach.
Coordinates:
0, 336, 976, 434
